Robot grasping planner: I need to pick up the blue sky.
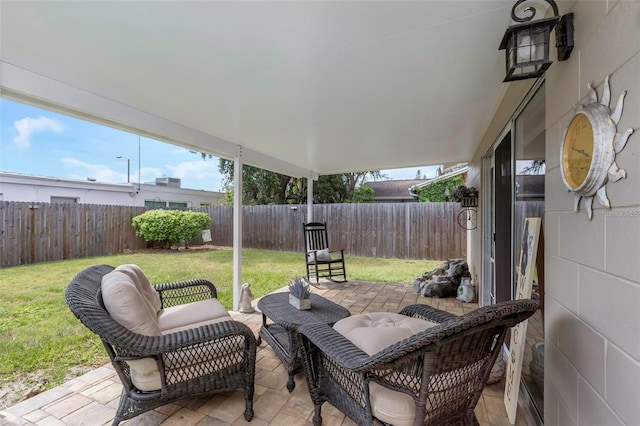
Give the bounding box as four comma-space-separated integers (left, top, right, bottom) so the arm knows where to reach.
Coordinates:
0, 98, 438, 191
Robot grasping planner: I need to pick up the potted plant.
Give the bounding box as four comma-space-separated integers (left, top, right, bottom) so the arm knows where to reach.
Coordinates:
289, 278, 311, 310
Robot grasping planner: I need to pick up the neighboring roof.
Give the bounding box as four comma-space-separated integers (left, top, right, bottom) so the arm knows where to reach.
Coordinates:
0, 172, 223, 196
364, 179, 426, 201
0, 172, 225, 206
409, 164, 469, 193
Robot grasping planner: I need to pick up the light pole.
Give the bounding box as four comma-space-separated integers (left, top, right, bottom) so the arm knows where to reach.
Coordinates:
116, 156, 130, 183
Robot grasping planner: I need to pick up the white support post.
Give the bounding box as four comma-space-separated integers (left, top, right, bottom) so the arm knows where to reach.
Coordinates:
232, 148, 243, 311
307, 173, 316, 224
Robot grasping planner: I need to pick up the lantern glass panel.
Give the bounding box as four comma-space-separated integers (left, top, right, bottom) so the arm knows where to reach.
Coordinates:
515, 27, 549, 65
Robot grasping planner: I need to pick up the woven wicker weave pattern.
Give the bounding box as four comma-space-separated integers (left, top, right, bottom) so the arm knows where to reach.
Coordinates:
65, 264, 257, 426
258, 292, 350, 392
298, 299, 538, 426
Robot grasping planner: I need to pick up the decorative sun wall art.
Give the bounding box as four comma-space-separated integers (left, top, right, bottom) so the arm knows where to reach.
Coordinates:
560, 75, 635, 219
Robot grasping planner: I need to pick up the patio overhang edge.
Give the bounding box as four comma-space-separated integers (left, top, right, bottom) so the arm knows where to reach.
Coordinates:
0, 61, 313, 179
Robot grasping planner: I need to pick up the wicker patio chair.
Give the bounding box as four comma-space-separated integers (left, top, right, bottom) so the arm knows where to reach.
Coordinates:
65, 264, 256, 425
304, 221, 347, 282
298, 299, 538, 426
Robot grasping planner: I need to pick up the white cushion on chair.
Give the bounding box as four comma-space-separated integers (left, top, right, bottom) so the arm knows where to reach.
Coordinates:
157, 298, 230, 332
102, 267, 233, 392
101, 270, 161, 336
115, 264, 162, 313
161, 315, 233, 334
369, 382, 416, 426
334, 312, 436, 356
333, 312, 437, 426
307, 248, 332, 263
316, 248, 332, 261
101, 270, 162, 391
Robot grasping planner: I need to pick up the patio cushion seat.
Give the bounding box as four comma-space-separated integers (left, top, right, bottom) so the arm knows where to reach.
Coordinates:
334, 312, 437, 356
161, 315, 233, 334
333, 312, 438, 426
158, 298, 230, 332
133, 326, 245, 391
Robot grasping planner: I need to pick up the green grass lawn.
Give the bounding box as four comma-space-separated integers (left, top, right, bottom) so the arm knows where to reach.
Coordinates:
0, 248, 438, 406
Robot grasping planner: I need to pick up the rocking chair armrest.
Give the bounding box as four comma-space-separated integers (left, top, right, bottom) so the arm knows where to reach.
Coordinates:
113, 320, 256, 357
154, 279, 218, 307
398, 303, 458, 323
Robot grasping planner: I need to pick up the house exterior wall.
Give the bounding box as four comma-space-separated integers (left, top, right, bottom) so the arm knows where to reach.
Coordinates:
543, 2, 640, 424
468, 1, 640, 424
0, 172, 225, 207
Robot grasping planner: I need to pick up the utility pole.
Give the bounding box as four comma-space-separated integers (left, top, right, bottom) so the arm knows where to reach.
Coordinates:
116, 156, 130, 183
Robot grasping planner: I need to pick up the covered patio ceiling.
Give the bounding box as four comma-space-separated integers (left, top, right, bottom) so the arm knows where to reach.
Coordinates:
1, 1, 517, 178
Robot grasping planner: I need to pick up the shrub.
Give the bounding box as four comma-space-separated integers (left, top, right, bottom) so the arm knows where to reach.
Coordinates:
131, 210, 212, 249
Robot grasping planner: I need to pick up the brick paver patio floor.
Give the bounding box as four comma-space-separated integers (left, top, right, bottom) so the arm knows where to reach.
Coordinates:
0, 280, 531, 426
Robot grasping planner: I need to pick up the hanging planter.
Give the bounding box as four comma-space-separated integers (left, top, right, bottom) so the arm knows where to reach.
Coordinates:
452, 185, 478, 207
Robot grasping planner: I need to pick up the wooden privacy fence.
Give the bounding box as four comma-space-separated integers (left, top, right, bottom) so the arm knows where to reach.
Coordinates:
1, 202, 147, 267
1, 201, 466, 267
195, 203, 466, 260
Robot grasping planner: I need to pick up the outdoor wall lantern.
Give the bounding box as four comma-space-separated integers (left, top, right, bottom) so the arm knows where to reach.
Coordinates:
499, 0, 574, 82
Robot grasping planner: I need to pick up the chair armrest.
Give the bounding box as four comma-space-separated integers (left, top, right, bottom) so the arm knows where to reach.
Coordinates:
299, 322, 441, 373
298, 323, 371, 370
328, 249, 344, 258
114, 319, 256, 357
154, 278, 218, 308
113, 320, 256, 389
398, 303, 458, 323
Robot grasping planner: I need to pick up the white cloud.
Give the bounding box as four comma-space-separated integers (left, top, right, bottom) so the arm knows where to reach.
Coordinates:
59, 157, 223, 190
13, 116, 63, 148
165, 161, 217, 179
171, 148, 193, 156
139, 166, 163, 183
165, 161, 223, 190
61, 157, 126, 183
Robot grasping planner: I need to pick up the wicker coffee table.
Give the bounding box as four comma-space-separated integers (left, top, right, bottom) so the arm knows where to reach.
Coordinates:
258, 292, 350, 392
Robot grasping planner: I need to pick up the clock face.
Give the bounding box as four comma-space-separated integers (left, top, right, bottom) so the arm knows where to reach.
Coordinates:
562, 113, 594, 190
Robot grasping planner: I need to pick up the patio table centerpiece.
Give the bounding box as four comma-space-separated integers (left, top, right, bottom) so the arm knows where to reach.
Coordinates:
289, 278, 311, 310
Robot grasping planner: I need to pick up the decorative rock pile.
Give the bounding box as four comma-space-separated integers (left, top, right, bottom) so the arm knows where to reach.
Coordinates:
413, 259, 471, 298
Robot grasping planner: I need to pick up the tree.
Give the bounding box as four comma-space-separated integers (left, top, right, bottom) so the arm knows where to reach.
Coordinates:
217, 159, 381, 205
350, 184, 375, 203
343, 171, 383, 196
218, 160, 292, 205
314, 174, 348, 203
521, 160, 545, 175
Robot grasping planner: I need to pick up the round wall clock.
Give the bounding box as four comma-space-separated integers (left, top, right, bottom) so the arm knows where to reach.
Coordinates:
560, 76, 634, 219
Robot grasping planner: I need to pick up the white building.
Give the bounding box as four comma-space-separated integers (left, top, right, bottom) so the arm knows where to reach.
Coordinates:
0, 172, 225, 207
